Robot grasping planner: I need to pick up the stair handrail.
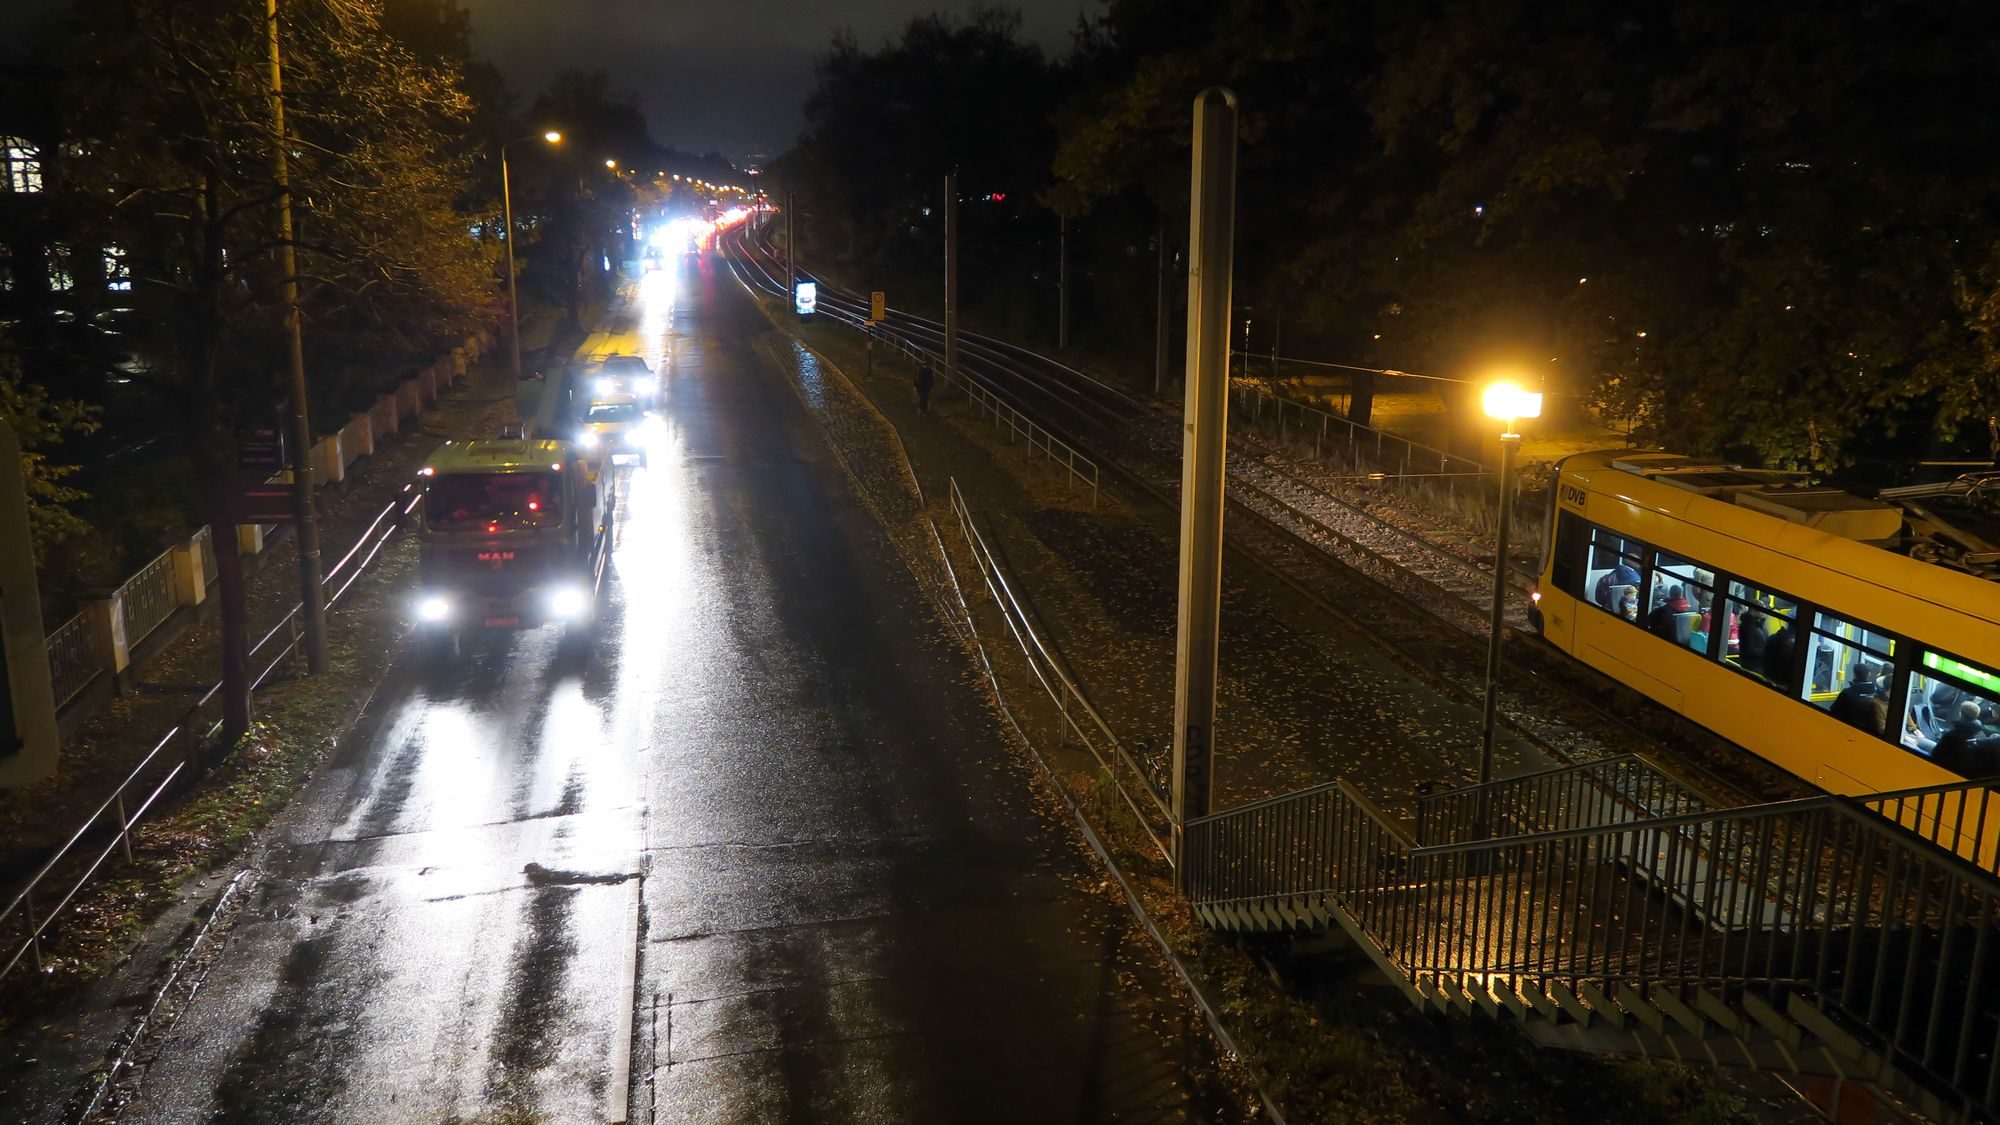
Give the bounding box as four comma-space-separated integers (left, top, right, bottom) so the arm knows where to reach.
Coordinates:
1858, 774, 2000, 878
1190, 781, 2000, 1119
1413, 753, 1716, 847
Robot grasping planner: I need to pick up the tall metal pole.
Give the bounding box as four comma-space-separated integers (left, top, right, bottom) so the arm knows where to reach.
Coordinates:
266, 0, 326, 674
1478, 429, 1521, 798
1171, 88, 1237, 885
1057, 214, 1069, 350
501, 149, 521, 382
785, 192, 797, 299
944, 172, 959, 373
1153, 218, 1169, 398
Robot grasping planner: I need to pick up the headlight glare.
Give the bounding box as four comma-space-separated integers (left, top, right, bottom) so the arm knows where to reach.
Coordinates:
417, 594, 451, 622
548, 586, 589, 620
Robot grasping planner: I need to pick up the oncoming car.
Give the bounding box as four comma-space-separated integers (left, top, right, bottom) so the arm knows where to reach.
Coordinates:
574, 394, 656, 467
586, 354, 659, 406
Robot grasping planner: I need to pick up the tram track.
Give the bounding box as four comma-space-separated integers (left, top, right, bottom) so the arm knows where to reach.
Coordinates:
720, 223, 1812, 807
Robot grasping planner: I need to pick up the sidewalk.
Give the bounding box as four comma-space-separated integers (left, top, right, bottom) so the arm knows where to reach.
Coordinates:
0, 306, 565, 892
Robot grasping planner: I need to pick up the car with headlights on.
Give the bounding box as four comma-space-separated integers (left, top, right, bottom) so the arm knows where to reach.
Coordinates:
584, 354, 660, 406
574, 394, 656, 467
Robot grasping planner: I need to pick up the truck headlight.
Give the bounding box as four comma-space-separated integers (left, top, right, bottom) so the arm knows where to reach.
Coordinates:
548, 586, 589, 620
417, 594, 452, 622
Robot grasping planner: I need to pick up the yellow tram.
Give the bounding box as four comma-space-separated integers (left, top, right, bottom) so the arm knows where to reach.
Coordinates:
1529, 451, 2000, 859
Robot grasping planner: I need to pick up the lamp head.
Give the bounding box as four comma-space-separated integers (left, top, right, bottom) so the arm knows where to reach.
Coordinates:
1482, 381, 1543, 424
542, 130, 562, 144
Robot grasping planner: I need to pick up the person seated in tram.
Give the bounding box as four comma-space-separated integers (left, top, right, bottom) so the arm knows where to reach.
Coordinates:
1595, 559, 1641, 609
1933, 700, 2000, 778
1647, 597, 1679, 641
1617, 587, 1639, 622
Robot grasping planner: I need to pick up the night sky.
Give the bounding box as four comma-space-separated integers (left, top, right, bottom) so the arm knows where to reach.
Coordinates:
462, 0, 1089, 163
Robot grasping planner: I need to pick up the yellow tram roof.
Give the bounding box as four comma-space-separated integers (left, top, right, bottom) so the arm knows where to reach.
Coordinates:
1561, 449, 2000, 633
423, 438, 570, 475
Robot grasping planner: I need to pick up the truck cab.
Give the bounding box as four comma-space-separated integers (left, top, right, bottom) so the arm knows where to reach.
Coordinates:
413, 438, 610, 639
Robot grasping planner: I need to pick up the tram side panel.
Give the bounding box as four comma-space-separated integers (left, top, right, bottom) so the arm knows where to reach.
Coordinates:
1534, 458, 2000, 869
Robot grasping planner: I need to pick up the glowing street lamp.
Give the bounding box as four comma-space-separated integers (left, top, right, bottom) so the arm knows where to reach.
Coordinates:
1475, 379, 1542, 800
502, 130, 563, 382
605, 158, 618, 170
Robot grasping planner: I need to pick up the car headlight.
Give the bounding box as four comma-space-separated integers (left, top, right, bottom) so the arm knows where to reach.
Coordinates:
548, 586, 589, 620
644, 376, 661, 394
594, 377, 616, 395
417, 594, 452, 622
576, 432, 601, 450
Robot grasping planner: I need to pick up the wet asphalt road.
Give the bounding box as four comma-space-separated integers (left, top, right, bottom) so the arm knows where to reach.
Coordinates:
108, 258, 1248, 1123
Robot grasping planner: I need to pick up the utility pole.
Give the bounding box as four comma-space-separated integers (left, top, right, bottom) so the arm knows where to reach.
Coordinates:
785, 191, 797, 299
943, 172, 959, 373
267, 0, 326, 674
1172, 88, 1237, 886
1057, 214, 1070, 351
1154, 219, 1170, 398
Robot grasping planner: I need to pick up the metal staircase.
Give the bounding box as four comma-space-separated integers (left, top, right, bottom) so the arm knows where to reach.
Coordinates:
1186, 758, 2000, 1122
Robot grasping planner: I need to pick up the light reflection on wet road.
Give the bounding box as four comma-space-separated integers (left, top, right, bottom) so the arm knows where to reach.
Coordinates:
112, 257, 1249, 1123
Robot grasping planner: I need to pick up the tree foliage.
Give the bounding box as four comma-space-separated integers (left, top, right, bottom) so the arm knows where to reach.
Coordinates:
0, 350, 98, 559
1051, 0, 2000, 467
778, 8, 1059, 290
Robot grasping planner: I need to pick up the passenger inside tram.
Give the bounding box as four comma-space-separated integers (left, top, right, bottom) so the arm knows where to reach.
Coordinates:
1903, 668, 2000, 778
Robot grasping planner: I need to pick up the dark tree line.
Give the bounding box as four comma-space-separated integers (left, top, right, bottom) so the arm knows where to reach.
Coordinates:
780, 0, 2000, 471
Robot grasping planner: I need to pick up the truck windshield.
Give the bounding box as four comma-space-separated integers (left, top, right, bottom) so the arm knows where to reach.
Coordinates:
586, 401, 642, 423
426, 471, 563, 530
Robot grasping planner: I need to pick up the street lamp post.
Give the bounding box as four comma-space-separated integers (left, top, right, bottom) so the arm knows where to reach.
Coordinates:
501, 130, 561, 383
1476, 382, 1543, 808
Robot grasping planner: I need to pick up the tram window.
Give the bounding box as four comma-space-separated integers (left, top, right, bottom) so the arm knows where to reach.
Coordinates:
1585, 527, 1645, 623
1803, 612, 1895, 733
1647, 551, 1716, 653
1718, 581, 1799, 689
1903, 654, 2000, 776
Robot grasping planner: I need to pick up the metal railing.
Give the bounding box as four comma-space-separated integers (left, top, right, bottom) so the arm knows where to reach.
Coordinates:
953, 371, 1101, 507
1186, 779, 2000, 1119
118, 549, 179, 651
857, 321, 1101, 507
43, 611, 101, 709
1862, 775, 2000, 877
1414, 754, 1716, 847
0, 479, 418, 988
1229, 377, 1489, 481
947, 478, 1167, 858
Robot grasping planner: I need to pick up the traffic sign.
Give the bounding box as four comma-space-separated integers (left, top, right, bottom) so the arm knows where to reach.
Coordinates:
869, 291, 886, 322
238, 427, 284, 473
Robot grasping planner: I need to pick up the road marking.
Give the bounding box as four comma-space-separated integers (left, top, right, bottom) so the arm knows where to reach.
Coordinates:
606, 861, 642, 1124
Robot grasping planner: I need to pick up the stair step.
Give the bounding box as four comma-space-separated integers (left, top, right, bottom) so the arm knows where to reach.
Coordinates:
1694, 987, 1750, 1037
1650, 986, 1710, 1037
1519, 980, 1562, 1022
1785, 995, 1886, 1078
1739, 991, 1802, 1049
1576, 981, 1631, 1031
1546, 981, 1595, 1025
1619, 982, 1669, 1036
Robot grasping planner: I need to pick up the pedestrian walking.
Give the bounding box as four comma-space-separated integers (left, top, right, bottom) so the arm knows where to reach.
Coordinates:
915, 361, 936, 415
